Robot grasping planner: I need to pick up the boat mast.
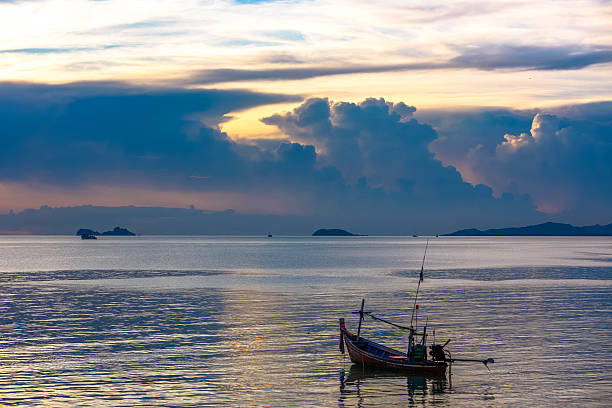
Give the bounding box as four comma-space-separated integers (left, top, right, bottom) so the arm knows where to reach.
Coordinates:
356, 298, 365, 338
410, 238, 429, 327
408, 239, 429, 360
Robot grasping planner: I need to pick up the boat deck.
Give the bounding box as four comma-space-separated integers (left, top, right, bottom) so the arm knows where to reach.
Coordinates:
352, 338, 406, 361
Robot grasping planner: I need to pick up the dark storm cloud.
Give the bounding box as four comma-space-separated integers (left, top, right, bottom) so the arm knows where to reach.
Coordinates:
422, 107, 536, 169
261, 97, 541, 231
262, 98, 428, 187
1, 83, 545, 233
426, 103, 612, 221
0, 81, 302, 188
3, 82, 608, 232
188, 45, 612, 85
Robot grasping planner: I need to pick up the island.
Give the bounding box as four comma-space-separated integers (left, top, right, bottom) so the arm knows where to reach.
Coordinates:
75, 226, 136, 236
444, 222, 612, 236
102, 227, 136, 236
312, 228, 363, 236
76, 228, 100, 236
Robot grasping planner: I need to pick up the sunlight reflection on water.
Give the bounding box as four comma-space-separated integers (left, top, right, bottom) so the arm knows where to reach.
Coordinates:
0, 236, 610, 406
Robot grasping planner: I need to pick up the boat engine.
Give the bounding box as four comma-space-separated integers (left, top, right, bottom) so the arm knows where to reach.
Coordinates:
430, 344, 446, 361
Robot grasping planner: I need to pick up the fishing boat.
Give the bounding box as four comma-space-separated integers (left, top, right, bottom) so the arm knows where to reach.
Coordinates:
339, 240, 494, 375
339, 315, 447, 375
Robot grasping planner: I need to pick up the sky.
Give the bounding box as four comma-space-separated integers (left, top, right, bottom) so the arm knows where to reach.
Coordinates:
0, 0, 611, 233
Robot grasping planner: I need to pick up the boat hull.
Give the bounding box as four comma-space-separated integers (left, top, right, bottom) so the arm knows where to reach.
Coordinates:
340, 319, 447, 375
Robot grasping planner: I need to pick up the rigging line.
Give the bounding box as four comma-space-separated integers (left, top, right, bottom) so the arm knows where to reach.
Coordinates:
363, 312, 412, 331
410, 238, 429, 327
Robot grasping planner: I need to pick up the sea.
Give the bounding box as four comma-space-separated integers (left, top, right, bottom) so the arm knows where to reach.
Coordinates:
0, 236, 610, 407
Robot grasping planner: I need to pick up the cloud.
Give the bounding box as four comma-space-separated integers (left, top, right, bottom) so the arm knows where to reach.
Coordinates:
428, 103, 612, 221
262, 30, 305, 41
233, 0, 286, 3
0, 83, 545, 233
0, 81, 301, 189
3, 82, 608, 233
423, 107, 535, 181
450, 45, 612, 71
0, 45, 121, 54
187, 63, 444, 84
186, 44, 612, 85
110, 20, 175, 31
261, 97, 541, 231
2, 0, 610, 112
263, 98, 428, 188
219, 39, 282, 47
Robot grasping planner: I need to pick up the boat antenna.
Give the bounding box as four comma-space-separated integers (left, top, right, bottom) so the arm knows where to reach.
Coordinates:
410, 238, 429, 327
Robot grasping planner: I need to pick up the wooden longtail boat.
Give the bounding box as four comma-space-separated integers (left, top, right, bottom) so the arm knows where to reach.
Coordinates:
339, 240, 494, 375
339, 317, 447, 375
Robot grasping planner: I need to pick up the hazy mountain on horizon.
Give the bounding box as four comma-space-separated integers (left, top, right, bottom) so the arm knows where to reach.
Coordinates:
0, 205, 314, 236
1, 205, 609, 236
445, 222, 612, 236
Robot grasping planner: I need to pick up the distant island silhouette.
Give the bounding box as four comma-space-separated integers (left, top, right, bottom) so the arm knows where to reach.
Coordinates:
312, 228, 363, 236
444, 222, 612, 236
76, 226, 136, 236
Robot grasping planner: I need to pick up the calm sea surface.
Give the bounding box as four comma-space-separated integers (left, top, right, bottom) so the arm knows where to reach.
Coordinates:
0, 236, 610, 407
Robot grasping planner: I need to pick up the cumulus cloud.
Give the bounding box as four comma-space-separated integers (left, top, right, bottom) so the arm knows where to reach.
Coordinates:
0, 83, 544, 233
8, 83, 609, 232
262, 97, 540, 231
263, 98, 433, 188
423, 108, 534, 182
430, 104, 612, 221
3, 81, 609, 233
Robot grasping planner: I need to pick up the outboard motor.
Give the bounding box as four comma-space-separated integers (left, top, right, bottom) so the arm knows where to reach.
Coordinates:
430, 344, 446, 361
430, 339, 451, 361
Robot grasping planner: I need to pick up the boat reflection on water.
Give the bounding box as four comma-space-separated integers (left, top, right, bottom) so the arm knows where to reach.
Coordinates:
339, 365, 448, 406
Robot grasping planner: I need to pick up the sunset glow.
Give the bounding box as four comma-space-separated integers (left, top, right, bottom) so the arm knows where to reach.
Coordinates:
1, 0, 611, 233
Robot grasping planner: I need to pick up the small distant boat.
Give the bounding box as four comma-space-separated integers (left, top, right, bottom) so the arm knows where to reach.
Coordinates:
80, 234, 97, 240
339, 240, 494, 376
412, 234, 418, 237
267, 233, 273, 237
